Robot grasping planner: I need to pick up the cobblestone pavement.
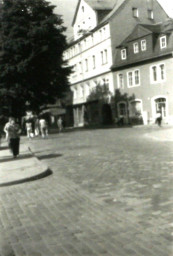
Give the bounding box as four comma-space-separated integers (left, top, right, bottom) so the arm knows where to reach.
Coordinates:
0, 127, 173, 256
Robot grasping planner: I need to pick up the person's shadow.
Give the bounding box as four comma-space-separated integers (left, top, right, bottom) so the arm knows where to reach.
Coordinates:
0, 153, 33, 163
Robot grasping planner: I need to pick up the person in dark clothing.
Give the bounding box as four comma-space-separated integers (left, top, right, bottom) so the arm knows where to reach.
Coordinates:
4, 117, 21, 158
155, 112, 162, 127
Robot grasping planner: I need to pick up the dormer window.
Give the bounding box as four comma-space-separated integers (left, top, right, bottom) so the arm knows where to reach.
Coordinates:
133, 42, 139, 54
160, 36, 167, 49
132, 8, 139, 18
148, 9, 154, 19
121, 49, 127, 60
141, 40, 147, 51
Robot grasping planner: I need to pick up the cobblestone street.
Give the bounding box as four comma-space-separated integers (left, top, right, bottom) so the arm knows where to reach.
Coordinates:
0, 127, 173, 256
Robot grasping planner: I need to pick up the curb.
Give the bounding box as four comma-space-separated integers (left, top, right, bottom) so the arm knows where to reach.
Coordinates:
0, 144, 52, 187
0, 169, 52, 187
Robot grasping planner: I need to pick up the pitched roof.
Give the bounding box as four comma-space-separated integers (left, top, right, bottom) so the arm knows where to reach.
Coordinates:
101, 0, 126, 23
117, 24, 161, 46
84, 0, 115, 10
140, 24, 162, 33
117, 19, 173, 48
72, 0, 116, 26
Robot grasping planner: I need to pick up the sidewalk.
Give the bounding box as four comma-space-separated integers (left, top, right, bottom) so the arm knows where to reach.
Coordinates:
0, 138, 51, 187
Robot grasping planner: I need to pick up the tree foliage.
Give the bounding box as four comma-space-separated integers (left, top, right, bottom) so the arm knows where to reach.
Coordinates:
87, 83, 112, 103
0, 0, 71, 117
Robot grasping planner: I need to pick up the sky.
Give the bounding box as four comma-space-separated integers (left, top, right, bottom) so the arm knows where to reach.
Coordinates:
49, 0, 173, 39
50, 0, 78, 39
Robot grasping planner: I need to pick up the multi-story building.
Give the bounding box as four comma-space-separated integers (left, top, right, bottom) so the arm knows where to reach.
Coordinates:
64, 0, 168, 127
112, 19, 173, 125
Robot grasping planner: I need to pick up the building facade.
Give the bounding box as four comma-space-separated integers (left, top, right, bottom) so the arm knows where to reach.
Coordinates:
64, 0, 168, 127
112, 20, 173, 125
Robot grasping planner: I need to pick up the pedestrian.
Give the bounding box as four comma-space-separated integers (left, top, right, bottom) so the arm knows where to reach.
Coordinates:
3, 118, 11, 140
155, 112, 162, 127
25, 119, 33, 139
57, 117, 63, 133
3, 117, 21, 158
34, 117, 40, 136
39, 118, 48, 138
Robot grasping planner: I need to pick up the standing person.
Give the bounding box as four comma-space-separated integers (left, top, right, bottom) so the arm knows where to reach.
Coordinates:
39, 118, 48, 138
57, 116, 63, 133
3, 117, 12, 140
155, 112, 162, 127
25, 119, 33, 139
34, 117, 40, 136
4, 117, 21, 158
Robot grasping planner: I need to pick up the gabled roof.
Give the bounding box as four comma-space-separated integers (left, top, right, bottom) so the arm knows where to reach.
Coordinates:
72, 0, 116, 26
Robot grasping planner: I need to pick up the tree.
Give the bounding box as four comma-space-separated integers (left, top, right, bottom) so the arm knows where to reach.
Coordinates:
0, 0, 71, 118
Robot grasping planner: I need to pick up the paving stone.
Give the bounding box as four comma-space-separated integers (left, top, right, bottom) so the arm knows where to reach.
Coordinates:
0, 128, 173, 255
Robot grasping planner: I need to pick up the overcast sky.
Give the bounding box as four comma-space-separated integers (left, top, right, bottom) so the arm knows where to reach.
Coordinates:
50, 0, 173, 39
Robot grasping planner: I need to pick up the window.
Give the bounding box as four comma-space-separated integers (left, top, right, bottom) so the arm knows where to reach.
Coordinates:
148, 9, 154, 19
121, 49, 127, 60
128, 72, 133, 87
101, 51, 104, 64
104, 49, 108, 63
101, 49, 108, 64
133, 42, 139, 53
150, 64, 165, 83
79, 62, 82, 74
85, 59, 88, 72
132, 8, 139, 18
82, 6, 84, 12
84, 39, 86, 48
81, 86, 85, 97
129, 100, 142, 117
127, 70, 140, 87
99, 30, 102, 41
155, 98, 167, 117
117, 74, 124, 89
134, 70, 139, 85
152, 66, 157, 81
117, 102, 127, 117
91, 35, 94, 44
92, 55, 96, 69
160, 36, 167, 49
160, 64, 165, 80
78, 43, 82, 52
141, 40, 146, 51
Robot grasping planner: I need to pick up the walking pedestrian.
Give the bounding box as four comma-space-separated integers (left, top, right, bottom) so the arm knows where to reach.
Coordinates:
39, 118, 48, 138
4, 117, 21, 158
57, 117, 63, 133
